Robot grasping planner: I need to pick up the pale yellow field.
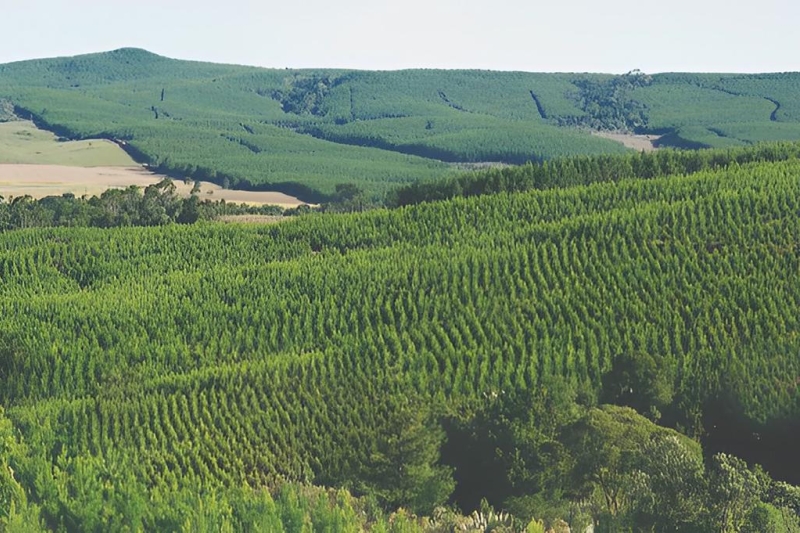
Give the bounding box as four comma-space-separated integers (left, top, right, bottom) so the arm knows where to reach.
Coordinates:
0, 164, 310, 207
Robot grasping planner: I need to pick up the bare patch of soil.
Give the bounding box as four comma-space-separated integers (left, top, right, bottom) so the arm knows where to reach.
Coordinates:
449, 161, 512, 170
592, 131, 661, 152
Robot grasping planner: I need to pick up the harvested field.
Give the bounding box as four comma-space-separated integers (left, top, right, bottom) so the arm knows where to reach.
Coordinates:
592, 131, 661, 152
0, 164, 310, 207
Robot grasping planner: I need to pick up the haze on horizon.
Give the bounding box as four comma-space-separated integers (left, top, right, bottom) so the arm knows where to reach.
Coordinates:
2, 0, 798, 74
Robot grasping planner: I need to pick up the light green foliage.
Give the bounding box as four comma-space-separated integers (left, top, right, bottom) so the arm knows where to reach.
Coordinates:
0, 410, 44, 532
0, 431, 25, 523
390, 141, 800, 206
525, 518, 546, 533
0, 50, 619, 201
708, 122, 800, 143
563, 406, 701, 518
300, 113, 628, 165
708, 454, 765, 533
742, 502, 800, 533
0, 410, 432, 531
715, 73, 800, 121
2, 159, 800, 480
629, 73, 800, 148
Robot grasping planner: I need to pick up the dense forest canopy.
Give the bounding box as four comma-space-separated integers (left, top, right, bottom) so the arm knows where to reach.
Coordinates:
2, 144, 800, 530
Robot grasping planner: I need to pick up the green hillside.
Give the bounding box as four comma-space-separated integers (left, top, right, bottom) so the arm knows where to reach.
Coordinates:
2, 49, 798, 202
3, 49, 800, 530
2, 144, 800, 530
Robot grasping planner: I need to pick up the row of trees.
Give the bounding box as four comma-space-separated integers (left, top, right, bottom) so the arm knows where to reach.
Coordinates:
2, 405, 456, 532
0, 179, 285, 230
389, 140, 800, 206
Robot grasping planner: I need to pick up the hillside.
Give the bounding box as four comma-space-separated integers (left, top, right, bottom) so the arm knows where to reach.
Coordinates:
3, 48, 800, 531
1, 49, 799, 201
2, 145, 800, 529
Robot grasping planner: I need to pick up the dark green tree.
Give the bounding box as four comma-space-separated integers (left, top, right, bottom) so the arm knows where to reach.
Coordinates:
601, 351, 674, 421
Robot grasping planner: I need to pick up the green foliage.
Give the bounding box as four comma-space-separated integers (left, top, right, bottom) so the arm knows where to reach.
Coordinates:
0, 183, 289, 230
569, 407, 707, 531
742, 502, 800, 533
525, 518, 546, 533
389, 140, 800, 206
2, 149, 800, 528
563, 406, 699, 518
632, 81, 775, 131
560, 70, 652, 131
359, 400, 454, 515
601, 350, 674, 420
3, 50, 800, 201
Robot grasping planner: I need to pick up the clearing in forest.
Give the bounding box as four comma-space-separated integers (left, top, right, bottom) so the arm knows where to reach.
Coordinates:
592, 130, 661, 152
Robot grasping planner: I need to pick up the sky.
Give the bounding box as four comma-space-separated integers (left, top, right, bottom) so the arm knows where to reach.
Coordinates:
1, 0, 798, 73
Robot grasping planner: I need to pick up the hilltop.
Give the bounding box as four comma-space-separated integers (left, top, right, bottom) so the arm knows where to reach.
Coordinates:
1, 48, 799, 201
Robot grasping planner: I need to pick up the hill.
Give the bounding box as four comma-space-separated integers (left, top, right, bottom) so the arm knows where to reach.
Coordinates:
1, 49, 799, 201
2, 144, 800, 530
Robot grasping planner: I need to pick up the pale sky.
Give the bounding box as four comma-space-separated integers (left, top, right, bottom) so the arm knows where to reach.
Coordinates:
1, 0, 798, 73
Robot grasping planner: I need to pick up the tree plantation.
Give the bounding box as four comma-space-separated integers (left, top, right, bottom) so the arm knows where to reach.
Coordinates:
2, 146, 800, 530
2, 49, 800, 202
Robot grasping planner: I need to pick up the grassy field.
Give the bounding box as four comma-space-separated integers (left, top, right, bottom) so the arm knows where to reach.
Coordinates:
0, 120, 136, 166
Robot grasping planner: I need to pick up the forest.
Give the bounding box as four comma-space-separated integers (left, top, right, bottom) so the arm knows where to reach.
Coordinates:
1, 49, 800, 202
2, 141, 800, 530
0, 179, 288, 231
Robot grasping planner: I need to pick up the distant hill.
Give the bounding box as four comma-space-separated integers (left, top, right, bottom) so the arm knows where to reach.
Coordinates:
1, 48, 799, 200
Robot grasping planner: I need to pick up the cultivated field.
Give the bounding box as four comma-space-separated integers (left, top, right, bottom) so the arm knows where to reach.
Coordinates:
0, 121, 309, 206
